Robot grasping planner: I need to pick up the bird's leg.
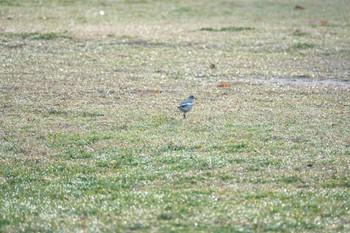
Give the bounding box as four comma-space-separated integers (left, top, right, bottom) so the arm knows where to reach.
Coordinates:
183, 113, 186, 119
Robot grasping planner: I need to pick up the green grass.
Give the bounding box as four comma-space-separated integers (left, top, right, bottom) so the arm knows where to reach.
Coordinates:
2, 31, 72, 40
199, 26, 255, 32
291, 41, 316, 50
1, 0, 350, 232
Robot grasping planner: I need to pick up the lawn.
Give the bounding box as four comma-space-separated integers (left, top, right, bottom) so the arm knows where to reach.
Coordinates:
0, 0, 349, 232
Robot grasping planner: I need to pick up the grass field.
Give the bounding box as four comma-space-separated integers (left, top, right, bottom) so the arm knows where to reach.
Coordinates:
1, 0, 350, 232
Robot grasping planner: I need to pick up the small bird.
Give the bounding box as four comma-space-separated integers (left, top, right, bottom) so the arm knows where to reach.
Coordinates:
178, 95, 196, 119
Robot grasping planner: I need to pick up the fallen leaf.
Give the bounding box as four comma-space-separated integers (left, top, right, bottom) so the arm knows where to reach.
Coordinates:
320, 20, 330, 26
217, 82, 231, 88
145, 89, 162, 94
294, 5, 305, 10
309, 20, 330, 27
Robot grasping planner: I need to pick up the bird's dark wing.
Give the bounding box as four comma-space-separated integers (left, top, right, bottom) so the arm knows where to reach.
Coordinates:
180, 102, 193, 108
